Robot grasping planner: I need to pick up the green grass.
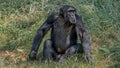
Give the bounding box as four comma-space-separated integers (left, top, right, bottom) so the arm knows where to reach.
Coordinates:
0, 0, 120, 68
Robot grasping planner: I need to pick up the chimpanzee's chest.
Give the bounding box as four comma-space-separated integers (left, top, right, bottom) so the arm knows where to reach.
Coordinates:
51, 20, 73, 53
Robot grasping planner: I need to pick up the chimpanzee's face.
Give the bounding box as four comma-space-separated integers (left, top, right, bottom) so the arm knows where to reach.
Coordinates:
60, 5, 77, 24
66, 7, 76, 24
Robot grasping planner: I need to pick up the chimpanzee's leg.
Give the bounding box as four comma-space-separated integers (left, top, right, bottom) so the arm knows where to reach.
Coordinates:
43, 39, 56, 61
59, 44, 83, 62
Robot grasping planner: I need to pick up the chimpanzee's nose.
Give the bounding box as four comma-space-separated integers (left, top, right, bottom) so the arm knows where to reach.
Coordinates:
71, 14, 74, 17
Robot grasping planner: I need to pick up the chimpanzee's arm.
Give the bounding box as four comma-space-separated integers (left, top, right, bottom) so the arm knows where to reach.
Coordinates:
75, 15, 92, 63
31, 13, 58, 53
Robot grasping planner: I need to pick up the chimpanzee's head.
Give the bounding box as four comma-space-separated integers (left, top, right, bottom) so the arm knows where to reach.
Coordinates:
60, 5, 76, 24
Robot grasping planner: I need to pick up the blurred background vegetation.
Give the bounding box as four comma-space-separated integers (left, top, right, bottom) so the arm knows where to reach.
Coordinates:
0, 0, 120, 68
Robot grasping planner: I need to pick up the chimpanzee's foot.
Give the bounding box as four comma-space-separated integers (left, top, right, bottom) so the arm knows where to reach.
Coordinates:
85, 55, 93, 64
58, 55, 66, 63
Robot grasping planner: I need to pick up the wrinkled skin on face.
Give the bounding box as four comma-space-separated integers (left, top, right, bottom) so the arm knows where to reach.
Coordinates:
60, 5, 77, 24
67, 7, 76, 24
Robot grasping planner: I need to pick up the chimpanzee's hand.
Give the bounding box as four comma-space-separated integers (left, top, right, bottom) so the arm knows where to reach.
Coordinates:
28, 50, 37, 60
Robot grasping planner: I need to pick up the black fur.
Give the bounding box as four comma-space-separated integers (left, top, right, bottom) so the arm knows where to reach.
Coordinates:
28, 5, 92, 63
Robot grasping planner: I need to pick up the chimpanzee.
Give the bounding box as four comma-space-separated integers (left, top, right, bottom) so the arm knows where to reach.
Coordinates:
28, 5, 92, 63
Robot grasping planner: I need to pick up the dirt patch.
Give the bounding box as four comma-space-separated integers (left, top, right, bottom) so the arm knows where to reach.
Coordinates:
0, 51, 28, 63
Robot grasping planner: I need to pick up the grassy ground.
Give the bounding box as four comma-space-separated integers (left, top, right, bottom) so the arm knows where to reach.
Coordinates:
0, 0, 120, 68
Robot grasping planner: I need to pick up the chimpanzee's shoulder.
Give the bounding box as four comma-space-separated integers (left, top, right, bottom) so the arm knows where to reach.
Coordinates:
49, 12, 59, 20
